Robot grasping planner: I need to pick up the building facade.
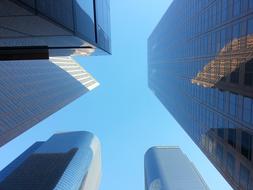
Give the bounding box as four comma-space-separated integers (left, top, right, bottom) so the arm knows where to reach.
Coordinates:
148, 1, 253, 189
0, 57, 99, 147
144, 147, 209, 190
0, 0, 111, 147
0, 131, 101, 190
0, 0, 111, 60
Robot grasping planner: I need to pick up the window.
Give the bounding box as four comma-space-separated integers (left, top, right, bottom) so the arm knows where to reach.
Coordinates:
243, 97, 252, 123
229, 93, 237, 116
233, 23, 240, 39
250, 0, 253, 9
230, 70, 239, 83
75, 0, 96, 42
241, 131, 252, 161
222, 0, 229, 22
226, 152, 235, 178
239, 164, 250, 190
228, 126, 236, 148
221, 29, 226, 48
216, 143, 224, 164
244, 60, 253, 86
37, 0, 75, 31
217, 128, 225, 139
247, 18, 253, 35
218, 91, 225, 111
233, 0, 241, 17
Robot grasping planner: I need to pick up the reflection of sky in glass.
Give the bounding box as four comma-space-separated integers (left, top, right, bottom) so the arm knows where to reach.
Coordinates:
76, 0, 94, 21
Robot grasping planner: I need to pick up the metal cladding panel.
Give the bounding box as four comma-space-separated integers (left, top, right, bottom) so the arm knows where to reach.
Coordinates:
0, 58, 98, 147
145, 147, 209, 190
148, 1, 253, 189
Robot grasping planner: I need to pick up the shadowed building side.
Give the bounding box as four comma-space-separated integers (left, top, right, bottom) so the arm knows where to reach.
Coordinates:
0, 131, 101, 190
0, 0, 111, 59
199, 127, 253, 190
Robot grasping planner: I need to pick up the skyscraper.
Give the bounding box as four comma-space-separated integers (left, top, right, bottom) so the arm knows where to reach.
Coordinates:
0, 0, 111, 60
0, 0, 111, 147
148, 1, 253, 189
0, 57, 99, 147
144, 147, 209, 190
0, 131, 101, 190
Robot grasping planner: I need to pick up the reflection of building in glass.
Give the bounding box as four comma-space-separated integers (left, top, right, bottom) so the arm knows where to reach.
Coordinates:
0, 131, 101, 190
144, 147, 209, 190
148, 1, 253, 190
0, 0, 111, 60
0, 0, 111, 147
192, 35, 253, 98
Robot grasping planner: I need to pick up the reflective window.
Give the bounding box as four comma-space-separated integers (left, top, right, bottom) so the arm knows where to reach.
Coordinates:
228, 127, 236, 148
37, 0, 74, 30
233, 23, 240, 38
250, 0, 253, 9
19, 0, 35, 8
248, 18, 253, 34
243, 97, 252, 123
229, 93, 237, 116
241, 131, 252, 160
226, 152, 235, 178
239, 164, 250, 189
230, 70, 239, 83
244, 61, 253, 86
216, 143, 224, 164
217, 128, 224, 139
74, 0, 95, 42
96, 0, 111, 51
233, 0, 241, 17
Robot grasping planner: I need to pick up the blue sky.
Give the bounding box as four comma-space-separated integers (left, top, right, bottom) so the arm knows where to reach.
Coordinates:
0, 0, 233, 189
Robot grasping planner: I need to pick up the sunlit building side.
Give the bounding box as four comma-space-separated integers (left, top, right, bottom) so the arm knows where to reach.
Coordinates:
144, 147, 209, 190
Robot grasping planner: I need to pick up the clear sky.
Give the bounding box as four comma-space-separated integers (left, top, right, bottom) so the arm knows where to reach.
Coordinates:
0, 0, 233, 190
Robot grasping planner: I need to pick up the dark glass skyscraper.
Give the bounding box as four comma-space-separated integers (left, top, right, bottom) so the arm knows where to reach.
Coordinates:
0, 131, 101, 190
148, 1, 253, 190
0, 0, 111, 60
0, 0, 111, 147
145, 147, 209, 190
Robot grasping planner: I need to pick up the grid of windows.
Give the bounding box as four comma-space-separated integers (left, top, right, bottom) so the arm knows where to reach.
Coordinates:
148, 0, 253, 189
0, 0, 111, 55
0, 57, 98, 147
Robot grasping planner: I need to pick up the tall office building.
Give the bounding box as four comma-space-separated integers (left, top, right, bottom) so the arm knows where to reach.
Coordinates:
0, 131, 101, 190
148, 1, 253, 189
0, 0, 111, 59
0, 0, 111, 147
144, 147, 209, 190
0, 57, 99, 147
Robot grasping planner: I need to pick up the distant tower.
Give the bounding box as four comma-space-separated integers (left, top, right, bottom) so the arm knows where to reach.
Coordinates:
0, 131, 101, 190
144, 147, 209, 190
